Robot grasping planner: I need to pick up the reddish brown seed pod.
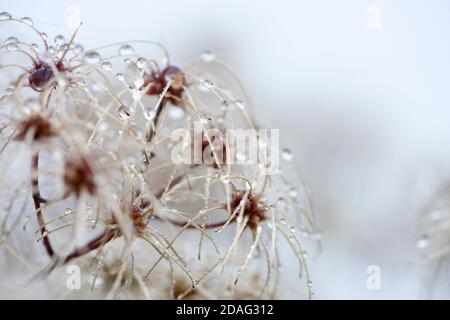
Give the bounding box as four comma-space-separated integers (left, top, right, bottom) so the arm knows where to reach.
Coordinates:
144, 65, 186, 107
129, 205, 151, 234
63, 155, 97, 197
14, 114, 56, 141
27, 24, 80, 92
230, 190, 269, 231
28, 60, 65, 92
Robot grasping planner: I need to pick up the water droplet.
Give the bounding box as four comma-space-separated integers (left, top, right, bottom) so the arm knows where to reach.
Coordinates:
118, 105, 131, 120
4, 37, 18, 45
417, 236, 430, 249
41, 33, 48, 40
289, 188, 299, 198
136, 57, 147, 69
58, 44, 68, 57
101, 61, 113, 71
6, 43, 18, 51
116, 73, 125, 81
133, 77, 144, 88
201, 49, 215, 63
221, 176, 231, 184
167, 106, 185, 119
30, 43, 39, 51
85, 51, 101, 63
73, 43, 84, 54
75, 79, 86, 87
199, 116, 209, 125
214, 228, 221, 233
64, 208, 72, 215
235, 99, 245, 110
54, 35, 65, 45
281, 148, 294, 161
145, 107, 156, 120
131, 88, 141, 101
0, 12, 12, 20
119, 44, 135, 56
21, 17, 33, 26
203, 79, 214, 89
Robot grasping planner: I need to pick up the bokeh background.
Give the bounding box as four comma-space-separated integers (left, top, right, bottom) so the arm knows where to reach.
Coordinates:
1, 0, 450, 299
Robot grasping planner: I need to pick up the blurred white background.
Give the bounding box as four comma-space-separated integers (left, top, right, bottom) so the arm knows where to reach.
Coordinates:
1, 0, 450, 299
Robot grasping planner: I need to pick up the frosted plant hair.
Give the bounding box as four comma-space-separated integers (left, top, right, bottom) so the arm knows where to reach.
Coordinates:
0, 13, 320, 300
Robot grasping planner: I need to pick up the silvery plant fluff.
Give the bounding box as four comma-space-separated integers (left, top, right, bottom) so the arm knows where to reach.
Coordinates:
0, 13, 320, 299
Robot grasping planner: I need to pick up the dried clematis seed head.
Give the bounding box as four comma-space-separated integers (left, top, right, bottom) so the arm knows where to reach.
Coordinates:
28, 60, 65, 92
107, 204, 152, 236
144, 65, 186, 107
230, 190, 269, 231
130, 205, 151, 234
63, 155, 97, 197
14, 114, 57, 141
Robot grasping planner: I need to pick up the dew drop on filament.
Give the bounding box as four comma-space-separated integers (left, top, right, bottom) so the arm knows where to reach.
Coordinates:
21, 17, 34, 26
203, 79, 214, 89
73, 44, 84, 54
4, 37, 18, 45
85, 51, 101, 63
416, 236, 430, 249
167, 106, 184, 120
6, 43, 18, 51
54, 35, 65, 45
136, 57, 147, 69
118, 105, 131, 120
145, 107, 156, 121
281, 148, 294, 161
201, 49, 215, 63
101, 61, 113, 71
116, 73, 125, 81
0, 12, 12, 20
119, 44, 135, 56
235, 99, 245, 110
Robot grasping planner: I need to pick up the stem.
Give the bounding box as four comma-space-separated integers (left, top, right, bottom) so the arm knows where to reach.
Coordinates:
156, 215, 228, 230
31, 152, 55, 257
63, 228, 118, 264
154, 173, 235, 229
